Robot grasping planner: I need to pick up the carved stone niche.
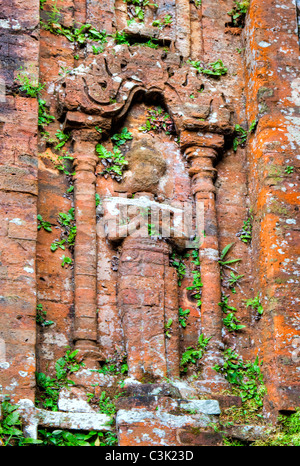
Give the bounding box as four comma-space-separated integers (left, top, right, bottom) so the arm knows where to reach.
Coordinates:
55, 46, 233, 391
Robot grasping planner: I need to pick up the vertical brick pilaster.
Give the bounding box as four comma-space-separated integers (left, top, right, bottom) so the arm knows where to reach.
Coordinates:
182, 134, 228, 391
73, 140, 101, 368
0, 0, 39, 402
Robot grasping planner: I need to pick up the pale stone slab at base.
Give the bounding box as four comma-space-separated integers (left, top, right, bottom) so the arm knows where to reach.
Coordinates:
179, 400, 221, 415
116, 407, 221, 446
17, 399, 113, 440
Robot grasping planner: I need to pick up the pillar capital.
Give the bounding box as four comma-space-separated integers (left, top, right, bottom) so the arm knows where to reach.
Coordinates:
73, 154, 99, 174
184, 146, 218, 195
73, 146, 99, 174
180, 130, 225, 152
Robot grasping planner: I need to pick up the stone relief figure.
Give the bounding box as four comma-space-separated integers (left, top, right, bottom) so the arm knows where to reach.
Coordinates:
103, 138, 186, 382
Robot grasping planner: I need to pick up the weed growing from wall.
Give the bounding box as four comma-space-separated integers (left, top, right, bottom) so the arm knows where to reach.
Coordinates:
214, 347, 265, 406
180, 334, 211, 373
0, 398, 42, 446
188, 59, 228, 77
227, 1, 250, 28
36, 348, 84, 411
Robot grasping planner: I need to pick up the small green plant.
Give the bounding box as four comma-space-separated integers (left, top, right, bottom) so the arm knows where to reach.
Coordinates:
58, 208, 76, 247
96, 144, 128, 182
139, 39, 159, 49
233, 124, 247, 151
111, 127, 133, 146
147, 223, 159, 236
219, 244, 243, 292
16, 69, 45, 97
252, 410, 300, 446
92, 352, 128, 377
38, 428, 115, 446
193, 0, 201, 7
236, 212, 253, 243
113, 31, 130, 45
58, 66, 73, 77
180, 334, 211, 373
139, 106, 175, 135
124, 0, 158, 24
223, 437, 248, 446
61, 255, 72, 268
46, 0, 61, 23
222, 312, 245, 332
226, 271, 244, 293
285, 166, 294, 174
50, 238, 66, 252
170, 252, 188, 285
36, 304, 54, 327
233, 120, 257, 151
246, 294, 263, 316
37, 214, 52, 232
214, 347, 265, 406
219, 243, 242, 269
227, 1, 250, 28
188, 59, 228, 77
55, 348, 83, 382
54, 130, 70, 151
165, 318, 173, 338
92, 45, 104, 55
41, 15, 108, 49
38, 99, 55, 129
53, 151, 75, 176
0, 398, 42, 446
36, 373, 61, 411
179, 307, 190, 328
98, 391, 117, 416
36, 348, 84, 411
124, 0, 158, 6
219, 294, 245, 332
248, 119, 258, 133
186, 250, 202, 308
95, 193, 101, 207
152, 15, 173, 28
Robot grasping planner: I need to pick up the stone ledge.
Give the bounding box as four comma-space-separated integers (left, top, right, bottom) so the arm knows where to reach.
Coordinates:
177, 428, 223, 446
123, 383, 181, 398
16, 399, 112, 440
116, 396, 221, 415
116, 408, 215, 429
116, 408, 221, 446
210, 394, 243, 409
223, 424, 275, 442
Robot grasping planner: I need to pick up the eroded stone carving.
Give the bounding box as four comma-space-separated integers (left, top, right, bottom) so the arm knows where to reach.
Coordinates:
104, 140, 181, 381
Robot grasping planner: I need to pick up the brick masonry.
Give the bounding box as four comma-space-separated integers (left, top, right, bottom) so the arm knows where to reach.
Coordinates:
0, 0, 299, 446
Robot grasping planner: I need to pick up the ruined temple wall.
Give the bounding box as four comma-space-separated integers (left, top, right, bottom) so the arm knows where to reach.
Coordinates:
0, 0, 299, 414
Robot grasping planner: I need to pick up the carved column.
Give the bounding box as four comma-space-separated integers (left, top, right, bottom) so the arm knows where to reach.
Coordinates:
181, 131, 227, 390
73, 137, 100, 368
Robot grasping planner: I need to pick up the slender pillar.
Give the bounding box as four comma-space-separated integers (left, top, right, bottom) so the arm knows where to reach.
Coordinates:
182, 134, 228, 391
73, 139, 100, 368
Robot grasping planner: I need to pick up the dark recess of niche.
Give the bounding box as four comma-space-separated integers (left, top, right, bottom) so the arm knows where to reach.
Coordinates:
297, 0, 300, 43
